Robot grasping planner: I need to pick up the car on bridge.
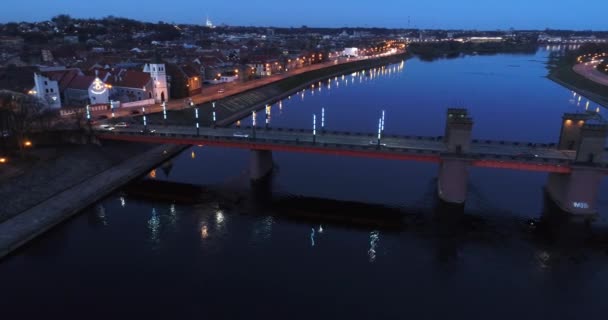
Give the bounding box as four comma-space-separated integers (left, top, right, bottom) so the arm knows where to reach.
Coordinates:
233, 132, 249, 138
114, 122, 129, 128
98, 124, 115, 131
369, 140, 387, 147
515, 152, 539, 160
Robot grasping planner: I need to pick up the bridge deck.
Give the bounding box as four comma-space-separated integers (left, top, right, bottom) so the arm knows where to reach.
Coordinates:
97, 125, 608, 174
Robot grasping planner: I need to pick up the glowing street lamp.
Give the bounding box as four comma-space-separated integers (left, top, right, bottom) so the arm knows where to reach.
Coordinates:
195, 107, 200, 136
313, 114, 317, 143
252, 110, 257, 139
321, 107, 325, 133
212, 102, 217, 127
85, 104, 91, 122
110, 100, 116, 118
142, 106, 147, 131
265, 105, 270, 129
377, 118, 382, 147
162, 101, 167, 121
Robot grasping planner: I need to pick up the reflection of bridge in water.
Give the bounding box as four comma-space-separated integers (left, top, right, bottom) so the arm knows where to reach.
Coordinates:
98, 108, 608, 220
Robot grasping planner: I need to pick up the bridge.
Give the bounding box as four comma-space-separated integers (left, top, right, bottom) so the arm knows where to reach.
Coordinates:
97, 109, 608, 219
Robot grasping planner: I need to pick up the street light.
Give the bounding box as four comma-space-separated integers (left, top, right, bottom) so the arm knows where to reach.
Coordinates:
313, 113, 317, 143
212, 102, 216, 128
321, 107, 325, 133
142, 106, 147, 132
110, 100, 116, 118
195, 108, 200, 136
265, 105, 270, 129
162, 101, 167, 121
85, 104, 91, 124
377, 117, 382, 147
252, 110, 257, 139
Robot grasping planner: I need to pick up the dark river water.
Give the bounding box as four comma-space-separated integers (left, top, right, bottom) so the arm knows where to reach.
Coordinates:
2, 48, 608, 319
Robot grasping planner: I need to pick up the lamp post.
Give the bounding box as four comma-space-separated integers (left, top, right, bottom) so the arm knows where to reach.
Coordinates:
212, 102, 217, 128
142, 106, 147, 132
110, 100, 115, 119
85, 104, 92, 137
321, 107, 325, 133
265, 105, 270, 129
195, 107, 200, 136
313, 114, 317, 144
377, 117, 382, 147
162, 101, 167, 123
252, 110, 257, 139
85, 104, 91, 126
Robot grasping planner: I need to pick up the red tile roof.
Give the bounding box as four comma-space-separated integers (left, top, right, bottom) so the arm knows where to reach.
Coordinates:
66, 75, 95, 90
107, 70, 151, 89
43, 69, 81, 91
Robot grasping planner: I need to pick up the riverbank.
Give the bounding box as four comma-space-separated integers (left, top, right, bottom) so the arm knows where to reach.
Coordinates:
145, 52, 409, 126
0, 142, 187, 260
547, 55, 608, 107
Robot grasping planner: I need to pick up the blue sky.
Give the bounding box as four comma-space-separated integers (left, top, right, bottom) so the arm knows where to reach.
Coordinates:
1, 0, 606, 30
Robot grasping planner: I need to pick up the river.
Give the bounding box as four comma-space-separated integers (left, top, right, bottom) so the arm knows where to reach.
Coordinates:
2, 48, 608, 319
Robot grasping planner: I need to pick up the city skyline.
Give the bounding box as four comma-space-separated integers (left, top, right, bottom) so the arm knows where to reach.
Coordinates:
1, 0, 606, 30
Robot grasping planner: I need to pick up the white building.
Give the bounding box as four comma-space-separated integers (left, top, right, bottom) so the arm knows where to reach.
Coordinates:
343, 47, 359, 57
32, 73, 61, 109
64, 75, 110, 106
143, 63, 169, 103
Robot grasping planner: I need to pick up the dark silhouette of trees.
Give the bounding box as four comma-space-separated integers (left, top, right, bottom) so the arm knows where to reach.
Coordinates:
0, 90, 47, 157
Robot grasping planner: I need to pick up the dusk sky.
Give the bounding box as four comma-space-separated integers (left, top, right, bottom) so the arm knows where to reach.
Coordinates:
1, 0, 606, 30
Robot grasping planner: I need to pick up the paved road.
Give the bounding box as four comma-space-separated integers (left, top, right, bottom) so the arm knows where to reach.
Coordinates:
98, 125, 587, 164
573, 62, 608, 86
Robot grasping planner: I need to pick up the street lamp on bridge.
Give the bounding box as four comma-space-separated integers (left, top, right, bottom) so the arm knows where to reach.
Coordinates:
252, 110, 257, 139
162, 101, 167, 122
321, 107, 325, 133
313, 113, 317, 144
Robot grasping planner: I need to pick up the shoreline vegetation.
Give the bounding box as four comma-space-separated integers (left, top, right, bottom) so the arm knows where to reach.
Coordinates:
546, 44, 608, 107
407, 40, 538, 61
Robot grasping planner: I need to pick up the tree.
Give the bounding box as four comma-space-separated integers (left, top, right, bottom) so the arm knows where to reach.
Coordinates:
51, 14, 72, 30
0, 90, 46, 157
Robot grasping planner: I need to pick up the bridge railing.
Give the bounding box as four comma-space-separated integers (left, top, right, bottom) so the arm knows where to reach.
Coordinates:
100, 130, 608, 169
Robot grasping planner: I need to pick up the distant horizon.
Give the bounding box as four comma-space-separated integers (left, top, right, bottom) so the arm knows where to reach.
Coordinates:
1, 14, 607, 33
1, 0, 606, 31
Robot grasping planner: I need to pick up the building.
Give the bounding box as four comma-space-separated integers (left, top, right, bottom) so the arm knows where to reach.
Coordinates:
143, 63, 169, 103
63, 75, 110, 106
32, 73, 61, 109
343, 47, 359, 57
106, 69, 154, 103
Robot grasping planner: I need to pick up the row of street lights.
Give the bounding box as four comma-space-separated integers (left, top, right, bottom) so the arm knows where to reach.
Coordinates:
136, 99, 388, 148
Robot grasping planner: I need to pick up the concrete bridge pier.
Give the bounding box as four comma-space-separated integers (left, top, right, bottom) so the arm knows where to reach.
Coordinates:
437, 108, 474, 206
438, 158, 470, 205
250, 150, 274, 181
546, 122, 608, 219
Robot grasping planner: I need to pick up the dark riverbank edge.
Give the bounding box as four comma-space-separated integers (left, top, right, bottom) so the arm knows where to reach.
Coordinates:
0, 52, 408, 260
0, 144, 188, 260
220, 52, 410, 126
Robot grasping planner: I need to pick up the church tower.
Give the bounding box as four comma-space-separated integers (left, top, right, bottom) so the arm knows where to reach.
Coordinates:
144, 63, 169, 103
